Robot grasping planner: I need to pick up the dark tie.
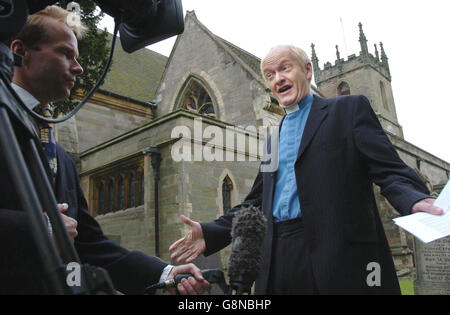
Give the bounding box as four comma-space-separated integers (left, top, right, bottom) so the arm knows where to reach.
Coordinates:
35, 105, 58, 186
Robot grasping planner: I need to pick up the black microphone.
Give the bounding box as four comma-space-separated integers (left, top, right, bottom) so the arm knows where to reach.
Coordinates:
228, 205, 266, 295
144, 268, 228, 294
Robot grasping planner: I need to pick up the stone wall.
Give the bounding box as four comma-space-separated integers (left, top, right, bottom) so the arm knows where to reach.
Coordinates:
317, 65, 403, 138
80, 111, 261, 269
55, 95, 151, 157
155, 12, 273, 129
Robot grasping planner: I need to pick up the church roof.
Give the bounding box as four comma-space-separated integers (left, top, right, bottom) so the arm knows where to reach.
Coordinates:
100, 11, 320, 106
185, 11, 321, 97
100, 35, 168, 103
181, 10, 268, 89
219, 36, 263, 77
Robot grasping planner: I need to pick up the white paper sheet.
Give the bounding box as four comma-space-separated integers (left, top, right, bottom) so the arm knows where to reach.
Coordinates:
393, 180, 450, 244
434, 179, 450, 213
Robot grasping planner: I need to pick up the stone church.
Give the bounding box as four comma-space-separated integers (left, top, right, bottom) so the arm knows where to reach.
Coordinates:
55, 11, 450, 289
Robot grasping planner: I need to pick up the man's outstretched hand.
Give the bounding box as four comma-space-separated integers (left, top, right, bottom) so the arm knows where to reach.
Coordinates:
169, 215, 206, 263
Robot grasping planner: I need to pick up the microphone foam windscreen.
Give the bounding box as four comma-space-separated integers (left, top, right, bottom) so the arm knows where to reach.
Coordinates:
228, 205, 266, 280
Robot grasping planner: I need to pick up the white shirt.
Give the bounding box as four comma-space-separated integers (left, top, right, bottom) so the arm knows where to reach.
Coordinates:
11, 83, 40, 110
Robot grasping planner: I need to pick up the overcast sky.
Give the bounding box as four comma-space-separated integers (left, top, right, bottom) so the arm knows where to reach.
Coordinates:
99, 0, 450, 164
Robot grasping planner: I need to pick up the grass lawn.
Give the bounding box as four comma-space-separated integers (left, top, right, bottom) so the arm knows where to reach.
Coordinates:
399, 279, 414, 295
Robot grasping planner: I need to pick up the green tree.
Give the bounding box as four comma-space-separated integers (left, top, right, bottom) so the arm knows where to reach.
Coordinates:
54, 1, 111, 116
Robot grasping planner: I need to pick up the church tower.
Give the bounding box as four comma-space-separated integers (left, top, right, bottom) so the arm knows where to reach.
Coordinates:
312, 23, 403, 138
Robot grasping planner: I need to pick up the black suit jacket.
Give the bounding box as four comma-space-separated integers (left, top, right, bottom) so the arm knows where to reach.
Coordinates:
201, 95, 430, 294
0, 142, 167, 294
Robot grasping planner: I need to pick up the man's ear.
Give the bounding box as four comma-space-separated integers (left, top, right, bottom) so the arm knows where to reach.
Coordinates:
10, 39, 26, 58
305, 62, 313, 81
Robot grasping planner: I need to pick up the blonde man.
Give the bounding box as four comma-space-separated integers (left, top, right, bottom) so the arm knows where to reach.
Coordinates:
1, 6, 210, 295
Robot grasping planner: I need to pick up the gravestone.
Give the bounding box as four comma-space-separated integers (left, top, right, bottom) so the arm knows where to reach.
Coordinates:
413, 182, 450, 295
413, 236, 450, 295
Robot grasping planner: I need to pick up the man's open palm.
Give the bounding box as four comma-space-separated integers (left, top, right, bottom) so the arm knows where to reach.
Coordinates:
169, 215, 206, 263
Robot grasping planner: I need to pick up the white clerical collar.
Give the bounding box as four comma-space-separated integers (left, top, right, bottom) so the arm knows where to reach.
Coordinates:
11, 83, 40, 111
283, 103, 301, 115
283, 94, 314, 115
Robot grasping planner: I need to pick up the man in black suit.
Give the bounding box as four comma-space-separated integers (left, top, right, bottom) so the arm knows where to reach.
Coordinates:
169, 45, 443, 294
0, 5, 210, 295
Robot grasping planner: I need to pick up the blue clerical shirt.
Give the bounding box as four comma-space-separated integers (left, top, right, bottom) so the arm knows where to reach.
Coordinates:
272, 94, 313, 222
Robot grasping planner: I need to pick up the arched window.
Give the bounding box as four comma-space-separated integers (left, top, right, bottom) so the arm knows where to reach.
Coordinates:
118, 176, 124, 210
222, 176, 233, 215
138, 171, 145, 206
107, 178, 114, 212
128, 173, 136, 208
181, 79, 215, 117
91, 157, 144, 216
337, 81, 351, 96
380, 81, 389, 111
98, 182, 105, 215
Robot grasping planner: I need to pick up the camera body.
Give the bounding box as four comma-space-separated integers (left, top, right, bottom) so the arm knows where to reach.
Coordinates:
0, 0, 184, 53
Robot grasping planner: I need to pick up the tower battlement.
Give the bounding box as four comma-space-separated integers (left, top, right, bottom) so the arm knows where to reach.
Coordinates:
311, 23, 403, 138
312, 23, 391, 85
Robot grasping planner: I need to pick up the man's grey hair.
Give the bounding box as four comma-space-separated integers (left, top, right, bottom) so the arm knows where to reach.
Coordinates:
260, 45, 312, 84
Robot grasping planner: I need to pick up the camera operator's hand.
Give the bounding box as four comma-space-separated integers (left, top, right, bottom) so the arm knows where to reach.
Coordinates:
45, 203, 78, 245
167, 263, 211, 295
57, 203, 78, 243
